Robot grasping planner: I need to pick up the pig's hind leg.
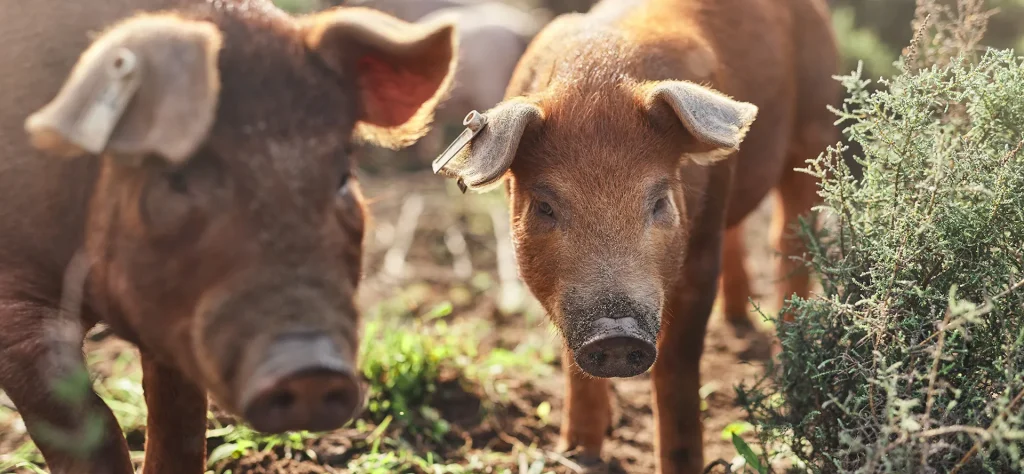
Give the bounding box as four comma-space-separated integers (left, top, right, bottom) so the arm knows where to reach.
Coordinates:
0, 301, 133, 474
717, 223, 757, 334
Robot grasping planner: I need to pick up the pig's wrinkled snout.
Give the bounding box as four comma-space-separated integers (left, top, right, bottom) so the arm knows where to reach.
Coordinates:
240, 332, 362, 434
573, 317, 657, 378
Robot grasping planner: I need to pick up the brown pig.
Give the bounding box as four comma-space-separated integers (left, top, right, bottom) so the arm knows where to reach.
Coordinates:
0, 1, 456, 473
434, 0, 839, 472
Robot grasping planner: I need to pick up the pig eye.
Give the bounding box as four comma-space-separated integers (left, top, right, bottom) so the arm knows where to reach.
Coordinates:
652, 197, 669, 216
536, 201, 555, 218
166, 170, 189, 194
337, 171, 351, 194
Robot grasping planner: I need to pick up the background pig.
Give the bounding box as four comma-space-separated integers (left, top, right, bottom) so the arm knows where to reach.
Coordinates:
336, 0, 480, 21
435, 0, 839, 472
0, 1, 455, 473
414, 2, 549, 157
336, 0, 549, 164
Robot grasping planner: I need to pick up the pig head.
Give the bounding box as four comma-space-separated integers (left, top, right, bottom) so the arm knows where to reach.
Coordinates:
17, 0, 455, 447
437, 81, 757, 378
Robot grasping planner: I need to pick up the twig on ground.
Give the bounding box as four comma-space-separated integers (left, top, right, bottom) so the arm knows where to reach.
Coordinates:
498, 429, 586, 474
489, 206, 522, 314
444, 224, 473, 280
544, 450, 585, 473
380, 194, 425, 282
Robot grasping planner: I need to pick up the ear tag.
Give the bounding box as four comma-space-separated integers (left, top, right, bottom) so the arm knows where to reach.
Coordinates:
431, 110, 488, 193
71, 48, 143, 155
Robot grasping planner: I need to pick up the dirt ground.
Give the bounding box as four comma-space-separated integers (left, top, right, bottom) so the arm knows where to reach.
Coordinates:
0, 163, 787, 473
357, 168, 785, 471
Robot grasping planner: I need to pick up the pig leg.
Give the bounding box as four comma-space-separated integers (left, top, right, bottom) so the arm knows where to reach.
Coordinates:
772, 126, 828, 322
717, 222, 755, 333
139, 352, 208, 474
653, 163, 733, 473
653, 244, 722, 473
0, 302, 133, 474
556, 350, 614, 465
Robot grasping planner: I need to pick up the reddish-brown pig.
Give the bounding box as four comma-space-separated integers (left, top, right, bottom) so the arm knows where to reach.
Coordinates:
434, 0, 839, 471
0, 1, 456, 473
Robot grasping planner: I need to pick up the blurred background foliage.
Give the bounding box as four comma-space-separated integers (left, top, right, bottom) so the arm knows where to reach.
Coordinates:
828, 0, 1024, 78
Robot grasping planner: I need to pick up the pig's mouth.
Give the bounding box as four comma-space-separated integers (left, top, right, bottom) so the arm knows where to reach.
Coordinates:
236, 332, 365, 433
568, 316, 659, 378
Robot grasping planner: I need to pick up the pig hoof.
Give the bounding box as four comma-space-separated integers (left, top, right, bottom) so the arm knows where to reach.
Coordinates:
573, 453, 606, 470
726, 313, 758, 338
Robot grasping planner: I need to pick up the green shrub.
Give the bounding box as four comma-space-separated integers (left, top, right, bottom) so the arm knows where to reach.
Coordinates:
737, 16, 1024, 474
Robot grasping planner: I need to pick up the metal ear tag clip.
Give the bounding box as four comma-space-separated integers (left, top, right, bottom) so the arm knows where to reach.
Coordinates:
432, 110, 488, 194
72, 48, 143, 155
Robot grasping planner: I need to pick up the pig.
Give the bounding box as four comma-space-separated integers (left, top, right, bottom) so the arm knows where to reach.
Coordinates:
0, 1, 456, 473
336, 0, 548, 161
433, 0, 839, 472
417, 2, 547, 129
336, 0, 481, 21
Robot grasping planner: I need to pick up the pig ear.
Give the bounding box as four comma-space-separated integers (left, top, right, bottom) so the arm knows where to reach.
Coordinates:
302, 7, 457, 149
434, 100, 543, 192
24, 15, 223, 165
640, 81, 758, 165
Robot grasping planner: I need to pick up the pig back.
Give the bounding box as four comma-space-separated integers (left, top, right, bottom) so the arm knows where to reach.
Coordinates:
0, 0, 186, 293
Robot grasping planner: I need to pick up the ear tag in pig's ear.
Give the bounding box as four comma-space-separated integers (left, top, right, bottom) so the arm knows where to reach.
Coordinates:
70, 48, 144, 155
432, 110, 489, 193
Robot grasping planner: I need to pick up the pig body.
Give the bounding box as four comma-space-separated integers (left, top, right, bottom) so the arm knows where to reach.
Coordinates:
435, 0, 839, 472
0, 1, 456, 473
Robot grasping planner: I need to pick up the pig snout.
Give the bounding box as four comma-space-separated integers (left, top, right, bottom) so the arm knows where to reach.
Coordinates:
574, 317, 657, 378
562, 292, 660, 378
239, 332, 362, 433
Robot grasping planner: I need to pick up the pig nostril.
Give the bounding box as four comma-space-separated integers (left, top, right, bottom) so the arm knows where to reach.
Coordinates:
627, 350, 645, 366
324, 389, 348, 406
589, 350, 607, 366
268, 391, 295, 411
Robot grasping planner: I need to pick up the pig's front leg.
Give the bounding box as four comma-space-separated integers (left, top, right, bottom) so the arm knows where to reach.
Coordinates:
0, 301, 133, 474
140, 352, 208, 474
653, 242, 723, 474
557, 350, 615, 464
